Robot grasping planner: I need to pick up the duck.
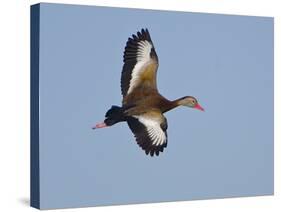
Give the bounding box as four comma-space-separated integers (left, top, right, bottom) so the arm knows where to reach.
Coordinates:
93, 28, 204, 157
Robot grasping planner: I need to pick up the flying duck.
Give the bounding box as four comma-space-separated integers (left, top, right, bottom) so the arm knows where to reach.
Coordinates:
93, 28, 204, 156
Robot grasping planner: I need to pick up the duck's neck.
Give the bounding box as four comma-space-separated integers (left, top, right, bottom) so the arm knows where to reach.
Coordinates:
161, 97, 185, 113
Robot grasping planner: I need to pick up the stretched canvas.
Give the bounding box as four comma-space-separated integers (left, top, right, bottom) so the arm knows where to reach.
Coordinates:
31, 3, 274, 210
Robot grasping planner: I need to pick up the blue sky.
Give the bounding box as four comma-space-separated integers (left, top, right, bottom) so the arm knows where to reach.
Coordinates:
38, 3, 273, 209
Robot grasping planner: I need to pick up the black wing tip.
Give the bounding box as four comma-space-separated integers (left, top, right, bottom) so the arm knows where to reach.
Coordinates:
137, 137, 166, 157
141, 142, 167, 157
122, 28, 152, 63
130, 28, 152, 42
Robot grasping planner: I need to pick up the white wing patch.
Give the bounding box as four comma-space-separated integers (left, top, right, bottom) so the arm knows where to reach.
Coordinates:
133, 115, 167, 146
127, 41, 153, 95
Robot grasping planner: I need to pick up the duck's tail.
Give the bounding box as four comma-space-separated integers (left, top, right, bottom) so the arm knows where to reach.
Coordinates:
104, 105, 125, 126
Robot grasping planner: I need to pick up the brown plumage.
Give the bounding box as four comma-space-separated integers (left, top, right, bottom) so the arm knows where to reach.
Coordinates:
93, 28, 204, 157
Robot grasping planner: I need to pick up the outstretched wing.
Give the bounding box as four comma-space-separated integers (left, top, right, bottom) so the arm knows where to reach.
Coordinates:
121, 28, 159, 97
127, 110, 168, 156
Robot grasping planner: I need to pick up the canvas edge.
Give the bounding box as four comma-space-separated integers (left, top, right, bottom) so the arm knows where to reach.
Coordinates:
30, 3, 41, 210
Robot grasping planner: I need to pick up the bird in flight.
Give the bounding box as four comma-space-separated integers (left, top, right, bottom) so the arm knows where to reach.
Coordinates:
93, 28, 204, 157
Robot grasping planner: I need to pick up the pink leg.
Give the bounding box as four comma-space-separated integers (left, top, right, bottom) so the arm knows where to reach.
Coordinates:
92, 122, 108, 130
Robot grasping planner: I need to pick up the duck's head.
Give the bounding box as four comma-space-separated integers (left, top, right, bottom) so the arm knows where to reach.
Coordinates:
178, 96, 204, 111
